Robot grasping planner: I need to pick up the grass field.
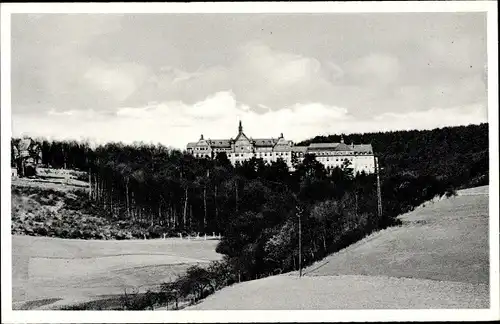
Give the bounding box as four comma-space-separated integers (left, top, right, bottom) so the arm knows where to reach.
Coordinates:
186, 186, 489, 310
12, 235, 221, 310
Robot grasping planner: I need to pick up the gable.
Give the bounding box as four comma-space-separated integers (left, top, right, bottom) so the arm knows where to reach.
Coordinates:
234, 132, 251, 146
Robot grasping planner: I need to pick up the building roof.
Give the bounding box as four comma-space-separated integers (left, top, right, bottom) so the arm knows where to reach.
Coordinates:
187, 134, 373, 155
307, 142, 339, 150
334, 143, 354, 151
234, 132, 251, 143
208, 139, 231, 148
292, 146, 308, 152
307, 142, 361, 152
353, 144, 373, 154
18, 138, 32, 151
253, 138, 277, 147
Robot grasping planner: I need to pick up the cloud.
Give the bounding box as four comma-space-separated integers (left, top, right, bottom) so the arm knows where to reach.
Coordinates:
11, 14, 126, 113
12, 91, 487, 150
344, 53, 401, 86
425, 36, 486, 74
10, 13, 488, 144
122, 40, 338, 110
83, 62, 150, 102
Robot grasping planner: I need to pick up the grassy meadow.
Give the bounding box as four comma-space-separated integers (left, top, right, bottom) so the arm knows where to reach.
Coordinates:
186, 186, 489, 310
12, 235, 221, 309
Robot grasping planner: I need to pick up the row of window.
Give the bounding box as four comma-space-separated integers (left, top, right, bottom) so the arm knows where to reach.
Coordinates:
192, 150, 372, 160
318, 157, 351, 162
230, 152, 291, 158
312, 151, 354, 156
192, 146, 372, 155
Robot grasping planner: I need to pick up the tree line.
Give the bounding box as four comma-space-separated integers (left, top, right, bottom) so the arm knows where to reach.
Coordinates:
10, 123, 489, 308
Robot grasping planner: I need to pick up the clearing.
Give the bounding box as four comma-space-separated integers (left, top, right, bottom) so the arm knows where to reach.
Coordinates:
186, 186, 489, 310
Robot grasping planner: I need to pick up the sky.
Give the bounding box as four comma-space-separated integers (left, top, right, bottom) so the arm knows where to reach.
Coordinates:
10, 12, 488, 149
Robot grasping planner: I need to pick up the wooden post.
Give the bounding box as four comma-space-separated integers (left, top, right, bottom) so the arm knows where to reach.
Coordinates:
297, 205, 302, 278
375, 157, 383, 219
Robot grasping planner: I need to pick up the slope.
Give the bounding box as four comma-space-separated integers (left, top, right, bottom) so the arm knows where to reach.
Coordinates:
186, 186, 489, 310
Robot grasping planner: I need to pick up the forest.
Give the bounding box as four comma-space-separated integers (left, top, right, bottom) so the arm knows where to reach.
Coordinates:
11, 123, 489, 307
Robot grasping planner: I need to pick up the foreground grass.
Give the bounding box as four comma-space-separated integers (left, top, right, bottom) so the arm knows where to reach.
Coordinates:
12, 235, 221, 309
185, 275, 488, 310
184, 186, 489, 310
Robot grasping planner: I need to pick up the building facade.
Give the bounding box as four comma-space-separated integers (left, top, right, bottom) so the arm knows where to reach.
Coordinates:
186, 122, 375, 174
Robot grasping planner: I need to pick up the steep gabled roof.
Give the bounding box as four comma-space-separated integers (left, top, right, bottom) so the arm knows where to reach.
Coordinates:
18, 138, 32, 151
234, 132, 251, 143
334, 143, 353, 151
275, 137, 291, 146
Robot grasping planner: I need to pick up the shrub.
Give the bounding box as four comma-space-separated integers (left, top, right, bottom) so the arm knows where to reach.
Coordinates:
82, 229, 94, 239
148, 225, 164, 239
35, 226, 48, 236
33, 214, 45, 222
445, 188, 457, 198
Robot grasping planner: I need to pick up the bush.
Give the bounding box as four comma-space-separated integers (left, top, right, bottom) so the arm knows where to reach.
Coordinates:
35, 226, 48, 236
445, 188, 457, 198
148, 225, 164, 239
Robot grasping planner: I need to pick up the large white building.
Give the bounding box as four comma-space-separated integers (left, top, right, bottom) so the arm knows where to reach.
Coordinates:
186, 122, 375, 174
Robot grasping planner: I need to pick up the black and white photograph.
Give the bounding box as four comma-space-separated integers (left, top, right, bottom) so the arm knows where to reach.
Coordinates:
1, 2, 499, 323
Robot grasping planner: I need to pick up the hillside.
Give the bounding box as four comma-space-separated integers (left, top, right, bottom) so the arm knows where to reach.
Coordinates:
11, 170, 181, 240
185, 186, 489, 310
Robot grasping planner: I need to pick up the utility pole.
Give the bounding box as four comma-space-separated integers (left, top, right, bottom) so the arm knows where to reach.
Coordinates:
297, 204, 303, 278
375, 156, 383, 219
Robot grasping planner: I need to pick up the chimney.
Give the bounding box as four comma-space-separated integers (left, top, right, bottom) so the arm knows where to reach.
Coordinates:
200, 134, 204, 140
238, 121, 243, 134
340, 135, 345, 144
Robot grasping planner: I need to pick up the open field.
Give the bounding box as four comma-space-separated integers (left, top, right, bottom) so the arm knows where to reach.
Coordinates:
186, 186, 489, 310
12, 235, 221, 310
13, 167, 89, 191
